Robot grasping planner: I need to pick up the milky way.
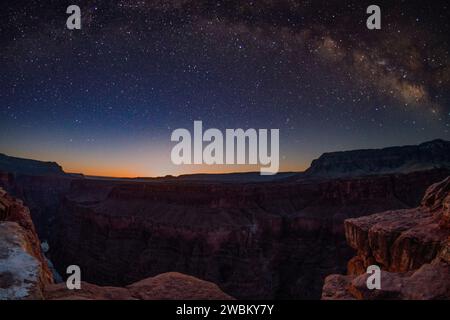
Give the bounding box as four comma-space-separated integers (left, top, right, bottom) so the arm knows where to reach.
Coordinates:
1, 1, 449, 176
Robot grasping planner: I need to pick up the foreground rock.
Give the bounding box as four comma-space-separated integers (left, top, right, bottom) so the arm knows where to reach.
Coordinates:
45, 272, 234, 300
0, 188, 53, 299
322, 177, 450, 300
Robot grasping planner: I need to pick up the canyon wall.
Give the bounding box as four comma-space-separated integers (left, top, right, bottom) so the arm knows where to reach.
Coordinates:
0, 153, 66, 176
305, 139, 450, 178
48, 169, 450, 299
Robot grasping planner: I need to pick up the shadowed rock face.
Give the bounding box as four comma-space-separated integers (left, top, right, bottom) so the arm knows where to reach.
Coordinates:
0, 188, 53, 300
0, 153, 66, 177
44, 169, 449, 299
305, 139, 450, 178
322, 177, 450, 300
0, 174, 73, 240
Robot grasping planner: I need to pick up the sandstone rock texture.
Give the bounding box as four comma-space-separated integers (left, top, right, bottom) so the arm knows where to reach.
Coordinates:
45, 272, 234, 300
0, 188, 53, 299
322, 177, 450, 300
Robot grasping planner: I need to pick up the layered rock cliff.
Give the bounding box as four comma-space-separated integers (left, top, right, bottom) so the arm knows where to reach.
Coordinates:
305, 139, 450, 178
322, 177, 450, 299
0, 173, 73, 241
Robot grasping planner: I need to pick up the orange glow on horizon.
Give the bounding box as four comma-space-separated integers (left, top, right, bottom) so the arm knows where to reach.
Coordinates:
63, 162, 308, 178
1, 149, 310, 178
64, 165, 143, 178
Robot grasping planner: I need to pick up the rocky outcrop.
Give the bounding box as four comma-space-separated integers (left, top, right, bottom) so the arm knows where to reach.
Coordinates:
44, 272, 234, 300
0, 188, 53, 299
323, 255, 449, 300
322, 177, 450, 300
305, 139, 450, 178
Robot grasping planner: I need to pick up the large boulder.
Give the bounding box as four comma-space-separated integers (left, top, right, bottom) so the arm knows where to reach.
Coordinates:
44, 272, 234, 300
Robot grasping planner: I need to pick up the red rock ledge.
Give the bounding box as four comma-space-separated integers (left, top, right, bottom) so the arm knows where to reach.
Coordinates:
322, 177, 450, 300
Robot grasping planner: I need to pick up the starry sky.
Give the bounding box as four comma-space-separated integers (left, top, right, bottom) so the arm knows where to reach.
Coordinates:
1, 0, 449, 177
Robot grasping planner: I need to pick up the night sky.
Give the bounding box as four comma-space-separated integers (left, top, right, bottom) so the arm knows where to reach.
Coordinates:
1, 1, 449, 177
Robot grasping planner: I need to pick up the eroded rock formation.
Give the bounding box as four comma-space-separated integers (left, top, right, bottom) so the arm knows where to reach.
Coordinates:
322, 177, 450, 300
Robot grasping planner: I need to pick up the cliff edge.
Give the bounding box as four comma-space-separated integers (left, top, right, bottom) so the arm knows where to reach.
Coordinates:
322, 177, 450, 299
0, 187, 53, 299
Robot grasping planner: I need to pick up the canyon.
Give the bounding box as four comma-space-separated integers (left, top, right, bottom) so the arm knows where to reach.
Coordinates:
0, 139, 449, 299
0, 187, 233, 300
